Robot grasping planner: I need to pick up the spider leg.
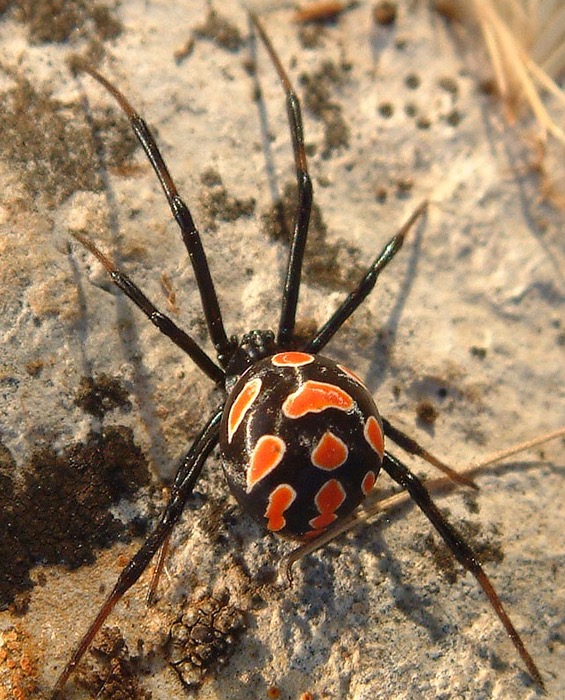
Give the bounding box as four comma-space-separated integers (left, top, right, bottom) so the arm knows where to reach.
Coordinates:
382, 416, 478, 489
72, 232, 224, 385
305, 201, 427, 354
249, 12, 313, 349
51, 406, 223, 699
285, 427, 565, 579
382, 451, 544, 690
77, 63, 236, 365
146, 526, 171, 606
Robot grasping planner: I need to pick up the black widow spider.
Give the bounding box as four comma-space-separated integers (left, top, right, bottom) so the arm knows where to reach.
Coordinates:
51, 11, 544, 697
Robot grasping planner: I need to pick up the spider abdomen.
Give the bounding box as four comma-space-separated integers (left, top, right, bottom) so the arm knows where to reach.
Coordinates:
219, 351, 385, 540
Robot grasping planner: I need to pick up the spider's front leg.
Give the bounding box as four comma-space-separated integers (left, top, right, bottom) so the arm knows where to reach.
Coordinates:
51, 407, 223, 699
71, 232, 223, 384
72, 59, 236, 366
249, 12, 313, 349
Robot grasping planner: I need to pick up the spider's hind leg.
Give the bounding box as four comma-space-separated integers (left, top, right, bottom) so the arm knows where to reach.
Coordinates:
382, 416, 477, 488
51, 406, 223, 699
383, 451, 544, 689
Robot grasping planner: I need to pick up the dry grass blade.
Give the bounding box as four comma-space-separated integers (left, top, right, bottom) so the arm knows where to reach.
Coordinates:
284, 426, 565, 568
437, 0, 565, 144
370, 424, 565, 516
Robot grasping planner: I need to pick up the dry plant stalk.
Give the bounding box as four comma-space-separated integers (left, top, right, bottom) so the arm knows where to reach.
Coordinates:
294, 1, 346, 23
437, 0, 565, 144
285, 425, 565, 565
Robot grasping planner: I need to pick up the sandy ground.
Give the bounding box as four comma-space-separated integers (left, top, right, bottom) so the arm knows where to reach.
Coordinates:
0, 1, 564, 699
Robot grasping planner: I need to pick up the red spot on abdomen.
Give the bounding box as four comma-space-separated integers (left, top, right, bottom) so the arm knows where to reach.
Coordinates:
228, 377, 261, 443
282, 380, 354, 418
272, 351, 314, 367
264, 483, 296, 531
362, 470, 376, 495
248, 435, 286, 491
364, 415, 384, 458
311, 431, 348, 470
308, 479, 346, 531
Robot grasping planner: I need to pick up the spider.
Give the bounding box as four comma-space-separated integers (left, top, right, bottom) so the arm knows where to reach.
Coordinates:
51, 11, 544, 697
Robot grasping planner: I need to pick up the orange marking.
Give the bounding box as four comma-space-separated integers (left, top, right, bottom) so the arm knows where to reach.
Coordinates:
227, 377, 261, 443
337, 363, 366, 387
282, 380, 354, 418
364, 415, 384, 458
303, 529, 321, 539
264, 483, 296, 531
361, 471, 376, 495
309, 479, 346, 530
311, 431, 348, 470
272, 351, 314, 367
247, 435, 286, 491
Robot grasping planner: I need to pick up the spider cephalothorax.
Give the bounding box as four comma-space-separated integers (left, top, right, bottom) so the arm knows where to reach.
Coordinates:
50, 11, 544, 698
223, 329, 277, 386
